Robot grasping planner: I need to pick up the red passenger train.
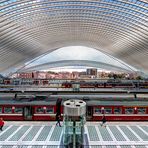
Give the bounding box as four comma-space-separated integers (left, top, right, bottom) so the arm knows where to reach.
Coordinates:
0, 98, 147, 121
1, 78, 148, 89
61, 81, 148, 89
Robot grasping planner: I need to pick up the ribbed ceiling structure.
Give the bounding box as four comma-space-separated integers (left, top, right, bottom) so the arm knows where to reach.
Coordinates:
0, 0, 148, 73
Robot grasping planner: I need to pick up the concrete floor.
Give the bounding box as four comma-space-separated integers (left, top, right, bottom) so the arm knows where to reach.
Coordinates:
0, 122, 147, 148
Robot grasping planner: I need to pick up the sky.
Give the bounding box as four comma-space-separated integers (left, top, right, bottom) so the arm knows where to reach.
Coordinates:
44, 66, 109, 72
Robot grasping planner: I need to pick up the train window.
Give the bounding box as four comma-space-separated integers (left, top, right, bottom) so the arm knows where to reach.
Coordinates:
15, 107, 23, 114
36, 107, 44, 114
114, 107, 122, 114
125, 107, 134, 114
94, 108, 101, 114
46, 107, 54, 114
4, 107, 12, 113
104, 107, 112, 114
0, 107, 2, 113
138, 108, 146, 114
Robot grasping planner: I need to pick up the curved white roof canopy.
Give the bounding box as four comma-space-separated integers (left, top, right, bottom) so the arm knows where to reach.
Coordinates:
0, 0, 148, 73
20, 46, 137, 72
20, 60, 135, 73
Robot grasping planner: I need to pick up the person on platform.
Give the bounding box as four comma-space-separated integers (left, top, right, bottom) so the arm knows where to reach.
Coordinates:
0, 118, 4, 131
56, 114, 61, 127
100, 114, 107, 127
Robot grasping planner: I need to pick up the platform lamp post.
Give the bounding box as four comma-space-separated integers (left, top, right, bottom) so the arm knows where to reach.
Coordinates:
63, 100, 86, 148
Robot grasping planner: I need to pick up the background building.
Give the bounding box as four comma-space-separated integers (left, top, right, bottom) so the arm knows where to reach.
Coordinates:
86, 68, 97, 77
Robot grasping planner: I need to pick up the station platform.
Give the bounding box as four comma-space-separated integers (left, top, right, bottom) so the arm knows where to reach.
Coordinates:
1, 87, 148, 94
0, 122, 147, 148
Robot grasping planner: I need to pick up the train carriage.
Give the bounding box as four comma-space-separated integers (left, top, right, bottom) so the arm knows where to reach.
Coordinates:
0, 94, 147, 121
0, 104, 147, 121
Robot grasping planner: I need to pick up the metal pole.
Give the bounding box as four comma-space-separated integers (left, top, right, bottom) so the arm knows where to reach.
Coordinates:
73, 120, 76, 148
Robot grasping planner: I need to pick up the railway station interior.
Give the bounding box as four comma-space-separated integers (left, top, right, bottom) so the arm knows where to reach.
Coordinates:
0, 0, 148, 148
